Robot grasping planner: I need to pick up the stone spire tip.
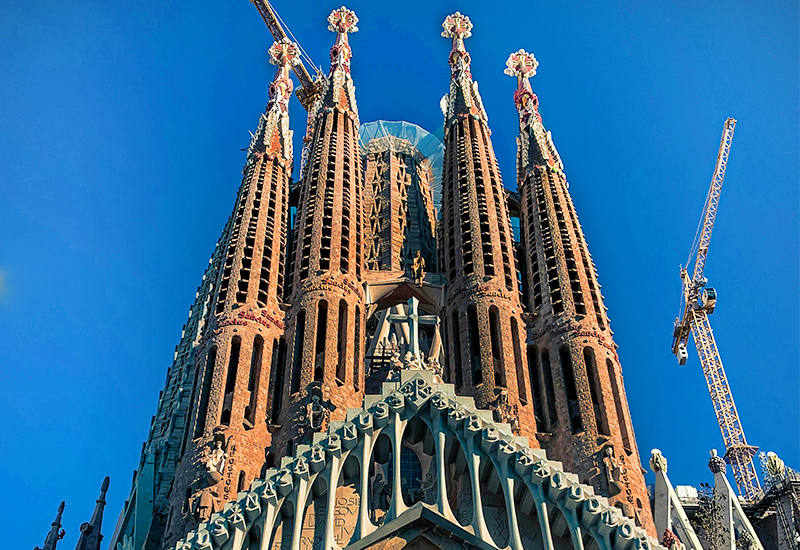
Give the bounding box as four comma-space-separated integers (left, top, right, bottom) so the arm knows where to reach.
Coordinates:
268, 38, 301, 68
505, 49, 538, 81
441, 12, 473, 40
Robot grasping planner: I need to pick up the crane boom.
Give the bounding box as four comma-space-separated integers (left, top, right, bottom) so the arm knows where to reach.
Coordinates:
249, 0, 322, 110
692, 118, 736, 283
672, 118, 762, 502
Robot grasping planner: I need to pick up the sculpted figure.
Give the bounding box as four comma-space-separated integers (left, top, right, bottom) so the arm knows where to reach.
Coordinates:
205, 440, 227, 484
411, 250, 426, 285
603, 446, 624, 495
416, 473, 436, 504
306, 395, 329, 432
192, 487, 221, 523
371, 473, 390, 522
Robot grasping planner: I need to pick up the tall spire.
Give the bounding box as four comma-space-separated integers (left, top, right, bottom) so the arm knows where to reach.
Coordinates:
319, 6, 359, 119
509, 50, 655, 535
505, 49, 562, 175
74, 477, 109, 550
249, 38, 300, 161
440, 12, 488, 126
35, 501, 65, 550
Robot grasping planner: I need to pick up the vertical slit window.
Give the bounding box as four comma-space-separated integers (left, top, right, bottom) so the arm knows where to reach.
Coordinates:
527, 345, 543, 427
584, 347, 609, 436
467, 305, 482, 385
452, 310, 463, 389
353, 306, 361, 391
607, 359, 632, 448
245, 336, 263, 424
489, 307, 505, 387
224, 336, 241, 396
541, 349, 558, 426
315, 301, 328, 381
291, 311, 306, 394
511, 317, 526, 404
559, 346, 582, 434
336, 299, 348, 384
194, 346, 217, 438
270, 338, 286, 424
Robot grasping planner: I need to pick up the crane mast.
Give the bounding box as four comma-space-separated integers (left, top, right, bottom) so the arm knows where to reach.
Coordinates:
671, 118, 762, 502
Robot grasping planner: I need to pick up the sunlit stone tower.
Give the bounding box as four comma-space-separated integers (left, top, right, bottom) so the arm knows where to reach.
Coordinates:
437, 13, 537, 439
507, 49, 655, 534
277, 7, 365, 453
162, 38, 299, 546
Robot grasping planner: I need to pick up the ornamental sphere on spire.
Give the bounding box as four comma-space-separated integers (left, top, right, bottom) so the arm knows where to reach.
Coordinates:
268, 38, 301, 67
504, 49, 538, 79
328, 6, 358, 34
441, 12, 473, 40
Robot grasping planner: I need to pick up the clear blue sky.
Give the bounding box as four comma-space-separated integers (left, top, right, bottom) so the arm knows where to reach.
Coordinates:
2, 1, 797, 548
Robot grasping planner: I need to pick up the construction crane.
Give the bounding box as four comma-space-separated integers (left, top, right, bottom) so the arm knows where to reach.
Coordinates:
248, 0, 323, 110
671, 118, 762, 502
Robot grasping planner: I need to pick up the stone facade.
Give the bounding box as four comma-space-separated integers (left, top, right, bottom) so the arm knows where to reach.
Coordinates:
111, 9, 659, 549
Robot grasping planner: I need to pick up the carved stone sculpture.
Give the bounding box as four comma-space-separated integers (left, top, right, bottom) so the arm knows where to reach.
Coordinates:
411, 250, 426, 285
650, 449, 668, 473
370, 473, 390, 522
305, 394, 330, 432
603, 446, 624, 495
191, 487, 221, 523
205, 440, 227, 485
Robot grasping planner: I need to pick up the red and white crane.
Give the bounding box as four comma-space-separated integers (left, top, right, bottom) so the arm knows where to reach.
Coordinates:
672, 118, 762, 502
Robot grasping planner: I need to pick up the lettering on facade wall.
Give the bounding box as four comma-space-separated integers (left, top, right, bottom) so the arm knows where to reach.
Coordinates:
301, 276, 363, 299
223, 443, 236, 501
455, 283, 514, 302
332, 486, 359, 547
531, 322, 616, 352
238, 310, 285, 330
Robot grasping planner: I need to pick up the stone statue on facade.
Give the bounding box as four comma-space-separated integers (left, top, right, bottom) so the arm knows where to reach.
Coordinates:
370, 473, 391, 523
205, 438, 228, 485
306, 394, 330, 432
191, 486, 222, 523
415, 473, 436, 504
388, 349, 403, 381
602, 445, 624, 495
411, 250, 426, 285
650, 448, 668, 473
496, 389, 521, 435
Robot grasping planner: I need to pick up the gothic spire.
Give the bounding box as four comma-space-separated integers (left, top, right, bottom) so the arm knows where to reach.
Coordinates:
505, 49, 563, 174
74, 477, 109, 550
320, 6, 359, 119
249, 38, 299, 162
440, 12, 488, 126
35, 501, 65, 550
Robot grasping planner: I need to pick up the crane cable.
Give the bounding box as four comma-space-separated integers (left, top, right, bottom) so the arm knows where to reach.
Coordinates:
268, 1, 321, 75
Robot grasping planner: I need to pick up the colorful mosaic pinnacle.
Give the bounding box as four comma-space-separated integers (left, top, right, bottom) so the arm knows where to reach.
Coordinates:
267, 38, 300, 68
327, 6, 358, 34
505, 48, 539, 80
441, 11, 473, 40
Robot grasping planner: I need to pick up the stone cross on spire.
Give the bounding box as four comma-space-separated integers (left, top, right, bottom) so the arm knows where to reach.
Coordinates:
505, 49, 541, 125
327, 6, 358, 74
387, 297, 438, 358
267, 38, 300, 111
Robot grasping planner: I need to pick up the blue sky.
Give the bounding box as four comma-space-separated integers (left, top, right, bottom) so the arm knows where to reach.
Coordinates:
2, 1, 797, 548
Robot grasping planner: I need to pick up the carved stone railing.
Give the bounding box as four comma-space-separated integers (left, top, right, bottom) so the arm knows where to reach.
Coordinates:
170, 370, 664, 550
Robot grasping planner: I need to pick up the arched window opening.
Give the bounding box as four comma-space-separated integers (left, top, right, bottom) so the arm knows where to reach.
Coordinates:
527, 345, 543, 426
353, 306, 361, 391
245, 336, 264, 424
451, 310, 463, 389
315, 301, 328, 381
607, 358, 632, 449
269, 338, 286, 424
511, 317, 525, 403
287, 438, 294, 457
541, 349, 558, 426
467, 305, 482, 385
224, 336, 241, 396
584, 347, 609, 436
237, 470, 246, 492
220, 408, 231, 425
336, 300, 348, 385
195, 346, 217, 438
290, 311, 306, 394
559, 346, 582, 434
489, 306, 505, 387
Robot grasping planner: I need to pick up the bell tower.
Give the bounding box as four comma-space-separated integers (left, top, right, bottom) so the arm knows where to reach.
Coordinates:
438, 13, 537, 441
164, 38, 298, 546
508, 49, 655, 534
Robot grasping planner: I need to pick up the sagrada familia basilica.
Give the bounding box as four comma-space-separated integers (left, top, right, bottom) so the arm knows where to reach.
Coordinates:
33, 6, 798, 550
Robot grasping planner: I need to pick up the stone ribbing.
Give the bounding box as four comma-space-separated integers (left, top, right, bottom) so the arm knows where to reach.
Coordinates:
508, 49, 655, 534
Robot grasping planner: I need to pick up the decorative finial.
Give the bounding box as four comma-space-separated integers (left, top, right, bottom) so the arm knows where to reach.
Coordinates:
441, 12, 473, 40
328, 6, 358, 34
505, 49, 539, 80
268, 38, 301, 68
650, 448, 668, 473
708, 449, 726, 474
100, 475, 110, 499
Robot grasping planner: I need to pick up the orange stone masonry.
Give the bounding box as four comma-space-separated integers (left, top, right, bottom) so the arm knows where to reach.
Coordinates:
507, 49, 655, 535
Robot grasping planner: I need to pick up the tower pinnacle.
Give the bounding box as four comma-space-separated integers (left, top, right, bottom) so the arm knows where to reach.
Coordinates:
440, 12, 487, 124
327, 7, 358, 74
267, 38, 300, 111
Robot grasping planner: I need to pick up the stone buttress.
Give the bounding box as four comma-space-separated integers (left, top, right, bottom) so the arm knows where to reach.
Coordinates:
437, 13, 537, 441
163, 38, 299, 547
507, 49, 655, 534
